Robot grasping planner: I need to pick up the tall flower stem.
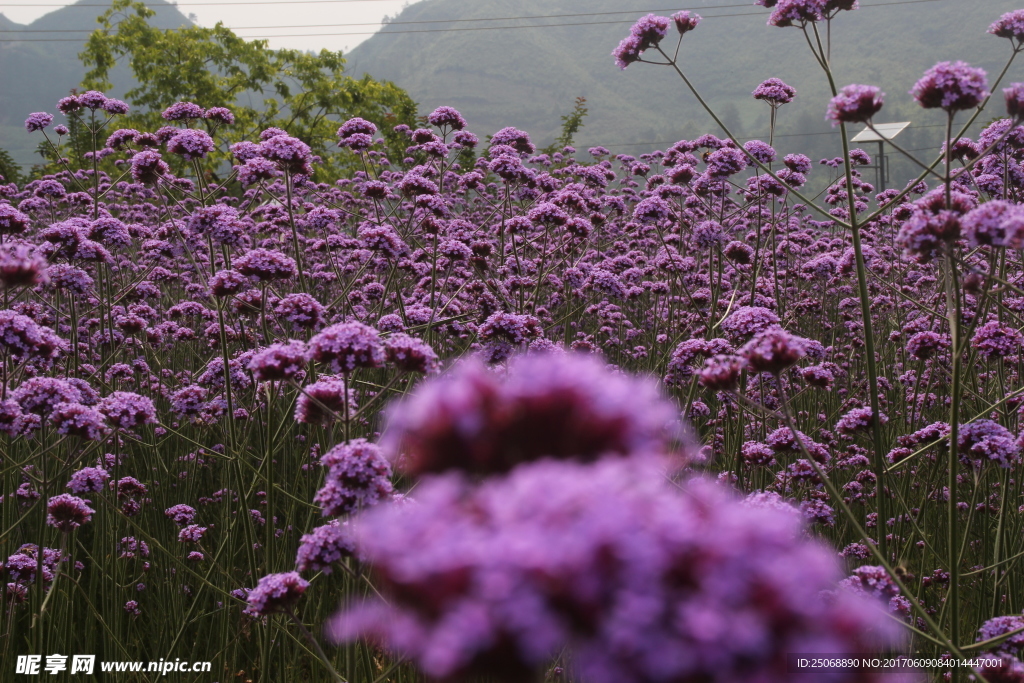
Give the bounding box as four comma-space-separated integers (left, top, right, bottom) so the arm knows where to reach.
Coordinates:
773, 381, 966, 660
287, 610, 345, 683
942, 110, 962, 649
655, 43, 888, 561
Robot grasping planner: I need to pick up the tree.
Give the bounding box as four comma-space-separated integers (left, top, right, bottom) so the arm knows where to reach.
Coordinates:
78, 0, 417, 180
541, 96, 589, 157
0, 148, 23, 185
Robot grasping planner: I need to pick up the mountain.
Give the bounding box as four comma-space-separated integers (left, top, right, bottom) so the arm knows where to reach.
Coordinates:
347, 0, 1024, 187
0, 0, 193, 167
3, 0, 1020, 188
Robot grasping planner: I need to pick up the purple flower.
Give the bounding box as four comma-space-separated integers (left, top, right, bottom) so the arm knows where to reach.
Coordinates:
826, 85, 884, 125
162, 101, 205, 121
629, 14, 671, 51
314, 439, 394, 517
236, 157, 282, 187
0, 310, 64, 362
78, 91, 108, 110
383, 353, 678, 475
385, 333, 439, 374
1004, 83, 1024, 120
165, 504, 197, 526
67, 467, 110, 494
958, 419, 1020, 469
971, 321, 1022, 358
896, 189, 976, 261
209, 269, 248, 297
699, 354, 744, 391
231, 141, 260, 162
330, 459, 898, 682
0, 244, 48, 288
989, 9, 1024, 43
295, 377, 356, 426
744, 140, 776, 164
0, 205, 29, 235
337, 117, 378, 140
911, 61, 989, 112
24, 112, 53, 133
753, 78, 796, 105
273, 293, 325, 332
527, 202, 569, 226
768, 0, 826, 27
479, 312, 543, 345
205, 106, 234, 124
767, 426, 831, 462
178, 524, 206, 543
706, 146, 748, 177
490, 127, 535, 155
740, 327, 809, 374
977, 615, 1024, 657
670, 10, 701, 35
427, 106, 467, 130
246, 572, 308, 616
98, 392, 157, 430
839, 566, 902, 609
13, 378, 81, 417
357, 223, 408, 258
633, 195, 672, 223
962, 200, 1024, 249
47, 494, 95, 532
130, 150, 169, 185
906, 331, 949, 360
248, 341, 308, 382
296, 520, 358, 574
167, 129, 215, 161
50, 402, 110, 441
169, 386, 209, 420
259, 135, 314, 175
103, 126, 138, 150
835, 406, 888, 436
102, 98, 129, 115
308, 322, 385, 374
612, 33, 643, 70
57, 96, 82, 115
784, 153, 812, 173
720, 306, 781, 341
235, 248, 296, 281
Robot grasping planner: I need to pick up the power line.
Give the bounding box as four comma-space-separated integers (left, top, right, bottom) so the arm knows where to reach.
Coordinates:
0, 0, 951, 42
0, 4, 761, 31
3, 0, 405, 5
602, 123, 957, 148
0, 15, 757, 40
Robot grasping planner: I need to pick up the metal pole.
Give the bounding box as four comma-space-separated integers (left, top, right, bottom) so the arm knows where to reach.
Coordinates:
877, 140, 885, 192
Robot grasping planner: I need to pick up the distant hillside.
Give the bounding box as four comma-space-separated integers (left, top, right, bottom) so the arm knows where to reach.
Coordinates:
348, 0, 1024, 187
0, 0, 192, 166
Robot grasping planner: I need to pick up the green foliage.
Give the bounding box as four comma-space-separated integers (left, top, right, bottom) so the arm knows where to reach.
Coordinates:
541, 96, 589, 157
0, 147, 23, 185
77, 0, 418, 181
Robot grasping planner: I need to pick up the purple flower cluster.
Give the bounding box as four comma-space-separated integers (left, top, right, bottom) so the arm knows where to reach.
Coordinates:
47, 494, 95, 532
910, 61, 989, 112
382, 353, 678, 475
295, 520, 358, 574
958, 419, 1020, 469
245, 572, 308, 617
307, 322, 384, 373
827, 85, 884, 125
331, 459, 898, 682
753, 78, 797, 106
314, 439, 394, 517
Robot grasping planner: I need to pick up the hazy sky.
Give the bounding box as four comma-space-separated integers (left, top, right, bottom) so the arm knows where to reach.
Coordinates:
1, 0, 424, 52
